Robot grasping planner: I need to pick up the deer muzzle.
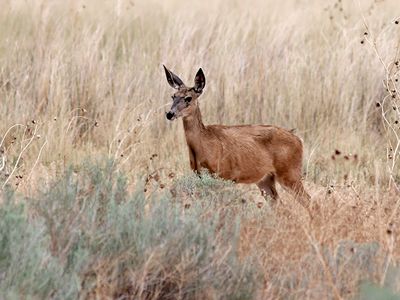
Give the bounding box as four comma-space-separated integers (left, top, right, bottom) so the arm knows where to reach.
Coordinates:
166, 111, 175, 120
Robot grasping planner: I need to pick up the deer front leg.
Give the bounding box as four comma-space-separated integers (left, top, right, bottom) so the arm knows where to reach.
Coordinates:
188, 147, 198, 173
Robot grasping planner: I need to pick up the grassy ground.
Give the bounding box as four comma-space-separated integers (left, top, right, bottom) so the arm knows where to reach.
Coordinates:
0, 0, 400, 298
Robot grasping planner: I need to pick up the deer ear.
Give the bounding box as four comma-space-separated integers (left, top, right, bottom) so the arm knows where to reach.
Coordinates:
163, 65, 184, 89
194, 68, 205, 93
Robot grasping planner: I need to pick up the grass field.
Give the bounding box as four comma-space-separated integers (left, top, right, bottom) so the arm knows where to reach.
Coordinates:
0, 0, 400, 298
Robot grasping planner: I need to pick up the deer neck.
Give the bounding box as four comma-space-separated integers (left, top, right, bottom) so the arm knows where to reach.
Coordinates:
182, 105, 206, 146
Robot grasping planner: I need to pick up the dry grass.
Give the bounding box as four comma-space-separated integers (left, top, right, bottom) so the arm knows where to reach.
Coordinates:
0, 0, 400, 299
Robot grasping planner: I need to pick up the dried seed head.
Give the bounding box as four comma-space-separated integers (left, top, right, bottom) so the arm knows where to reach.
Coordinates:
387, 229, 393, 234
360, 40, 365, 44
335, 149, 341, 155
153, 174, 160, 182
344, 155, 350, 160
376, 102, 381, 107
395, 20, 399, 25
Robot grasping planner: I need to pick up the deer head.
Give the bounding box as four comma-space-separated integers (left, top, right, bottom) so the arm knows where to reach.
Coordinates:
163, 65, 206, 121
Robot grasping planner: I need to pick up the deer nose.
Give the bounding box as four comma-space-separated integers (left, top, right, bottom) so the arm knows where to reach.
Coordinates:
166, 111, 175, 120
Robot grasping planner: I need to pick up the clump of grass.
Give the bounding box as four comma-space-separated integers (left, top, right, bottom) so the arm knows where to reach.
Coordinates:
259, 240, 384, 299
171, 170, 242, 202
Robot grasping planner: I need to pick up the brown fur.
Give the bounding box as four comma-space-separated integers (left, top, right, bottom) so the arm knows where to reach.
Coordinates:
163, 66, 310, 207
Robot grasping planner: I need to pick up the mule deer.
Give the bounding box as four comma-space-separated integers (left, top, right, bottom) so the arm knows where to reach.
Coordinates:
163, 65, 310, 208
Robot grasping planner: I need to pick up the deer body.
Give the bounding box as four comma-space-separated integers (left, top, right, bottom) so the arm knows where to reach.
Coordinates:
163, 65, 310, 207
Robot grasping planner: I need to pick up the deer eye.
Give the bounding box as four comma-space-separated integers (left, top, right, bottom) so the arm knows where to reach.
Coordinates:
185, 96, 192, 103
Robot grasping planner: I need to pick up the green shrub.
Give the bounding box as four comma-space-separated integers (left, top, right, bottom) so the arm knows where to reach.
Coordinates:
0, 161, 257, 299
359, 283, 400, 300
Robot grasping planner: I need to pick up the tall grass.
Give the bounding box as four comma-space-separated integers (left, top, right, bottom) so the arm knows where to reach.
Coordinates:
0, 0, 399, 190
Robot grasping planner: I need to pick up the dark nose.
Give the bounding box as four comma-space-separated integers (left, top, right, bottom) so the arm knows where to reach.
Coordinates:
166, 111, 174, 120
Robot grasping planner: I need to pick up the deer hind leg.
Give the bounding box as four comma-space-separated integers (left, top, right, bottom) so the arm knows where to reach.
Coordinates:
278, 171, 310, 209
257, 173, 279, 205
